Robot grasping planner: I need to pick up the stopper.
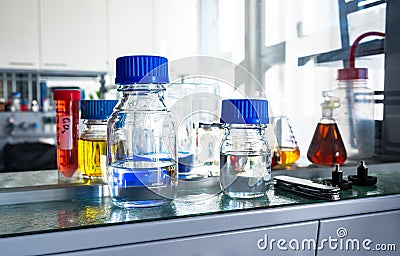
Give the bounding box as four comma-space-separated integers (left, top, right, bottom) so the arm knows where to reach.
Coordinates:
323, 164, 353, 190
348, 161, 377, 186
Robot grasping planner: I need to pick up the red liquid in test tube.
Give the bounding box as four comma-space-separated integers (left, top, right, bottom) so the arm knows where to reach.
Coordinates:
54, 90, 81, 179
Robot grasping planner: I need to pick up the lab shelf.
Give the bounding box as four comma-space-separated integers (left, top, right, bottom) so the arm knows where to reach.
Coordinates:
297, 39, 384, 66
0, 163, 399, 255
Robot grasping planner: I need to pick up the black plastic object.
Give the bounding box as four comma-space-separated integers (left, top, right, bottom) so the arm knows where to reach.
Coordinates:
323, 164, 353, 190
348, 161, 377, 186
2, 142, 57, 172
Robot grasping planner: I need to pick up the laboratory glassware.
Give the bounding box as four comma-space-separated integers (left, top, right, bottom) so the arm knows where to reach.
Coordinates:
219, 99, 271, 198
54, 89, 81, 182
79, 100, 117, 183
307, 91, 347, 166
107, 55, 177, 208
332, 31, 384, 159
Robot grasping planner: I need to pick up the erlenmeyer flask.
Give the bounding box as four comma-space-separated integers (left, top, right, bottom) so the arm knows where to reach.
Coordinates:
273, 116, 300, 165
307, 91, 347, 166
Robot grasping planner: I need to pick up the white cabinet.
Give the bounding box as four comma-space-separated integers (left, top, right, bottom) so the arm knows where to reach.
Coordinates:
0, 0, 199, 73
0, 0, 40, 69
107, 0, 199, 75
107, 0, 155, 75
57, 221, 320, 256
153, 0, 198, 61
317, 210, 400, 256
40, 0, 107, 71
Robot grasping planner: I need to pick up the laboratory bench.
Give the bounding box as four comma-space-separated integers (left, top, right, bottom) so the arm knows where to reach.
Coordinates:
0, 163, 399, 256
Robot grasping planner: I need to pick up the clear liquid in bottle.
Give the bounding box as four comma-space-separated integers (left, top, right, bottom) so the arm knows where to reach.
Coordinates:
220, 153, 271, 198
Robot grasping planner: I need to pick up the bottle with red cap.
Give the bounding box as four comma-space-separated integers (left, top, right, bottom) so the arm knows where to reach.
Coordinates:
54, 89, 81, 182
332, 31, 385, 160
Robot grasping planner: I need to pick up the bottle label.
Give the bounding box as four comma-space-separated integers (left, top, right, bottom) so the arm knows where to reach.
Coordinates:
57, 115, 73, 150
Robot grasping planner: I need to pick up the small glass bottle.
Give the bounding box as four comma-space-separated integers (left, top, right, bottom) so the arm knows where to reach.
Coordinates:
0, 98, 5, 112
10, 92, 21, 112
107, 55, 177, 208
307, 91, 347, 166
54, 89, 81, 182
219, 99, 271, 199
20, 99, 28, 112
31, 100, 40, 112
79, 100, 118, 183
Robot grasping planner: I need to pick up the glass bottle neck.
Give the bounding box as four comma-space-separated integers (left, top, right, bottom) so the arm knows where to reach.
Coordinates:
84, 119, 108, 125
319, 116, 336, 124
83, 119, 108, 130
118, 83, 166, 92
224, 124, 265, 136
116, 83, 167, 111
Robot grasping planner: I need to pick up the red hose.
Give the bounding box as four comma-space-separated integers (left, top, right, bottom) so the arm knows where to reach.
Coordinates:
349, 31, 385, 68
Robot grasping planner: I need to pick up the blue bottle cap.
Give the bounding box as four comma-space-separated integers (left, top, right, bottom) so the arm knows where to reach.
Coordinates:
81, 100, 118, 120
12, 92, 21, 98
115, 55, 169, 85
220, 99, 269, 125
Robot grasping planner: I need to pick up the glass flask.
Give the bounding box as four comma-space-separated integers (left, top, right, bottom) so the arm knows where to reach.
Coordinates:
79, 100, 118, 183
307, 91, 347, 166
220, 99, 271, 199
272, 116, 300, 165
107, 55, 178, 208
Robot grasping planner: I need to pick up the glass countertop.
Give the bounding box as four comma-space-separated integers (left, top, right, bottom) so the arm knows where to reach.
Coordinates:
0, 163, 399, 238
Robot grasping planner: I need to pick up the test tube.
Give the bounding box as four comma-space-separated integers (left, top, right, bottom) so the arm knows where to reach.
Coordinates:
54, 89, 81, 182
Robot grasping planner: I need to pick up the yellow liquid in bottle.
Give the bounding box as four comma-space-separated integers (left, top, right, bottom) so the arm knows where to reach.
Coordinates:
279, 147, 300, 164
78, 139, 107, 182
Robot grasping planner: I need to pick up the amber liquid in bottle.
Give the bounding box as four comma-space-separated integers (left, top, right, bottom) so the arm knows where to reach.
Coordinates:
56, 100, 79, 178
78, 139, 107, 181
307, 122, 347, 166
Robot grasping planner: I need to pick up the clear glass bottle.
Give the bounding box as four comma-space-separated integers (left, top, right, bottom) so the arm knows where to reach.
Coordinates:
307, 91, 347, 166
196, 122, 224, 177
10, 92, 21, 112
332, 68, 374, 159
79, 100, 118, 183
107, 55, 177, 208
219, 99, 271, 199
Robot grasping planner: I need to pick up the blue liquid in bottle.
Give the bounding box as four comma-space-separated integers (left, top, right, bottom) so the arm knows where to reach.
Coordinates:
108, 159, 177, 208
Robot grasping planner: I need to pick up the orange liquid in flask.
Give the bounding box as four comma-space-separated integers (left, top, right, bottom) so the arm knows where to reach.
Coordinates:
280, 147, 300, 165
307, 123, 347, 166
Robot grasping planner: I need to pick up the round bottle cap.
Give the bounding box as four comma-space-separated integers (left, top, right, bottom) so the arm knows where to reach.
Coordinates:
81, 100, 118, 120
12, 92, 21, 97
220, 99, 269, 125
115, 55, 169, 85
337, 68, 368, 80
53, 90, 81, 101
